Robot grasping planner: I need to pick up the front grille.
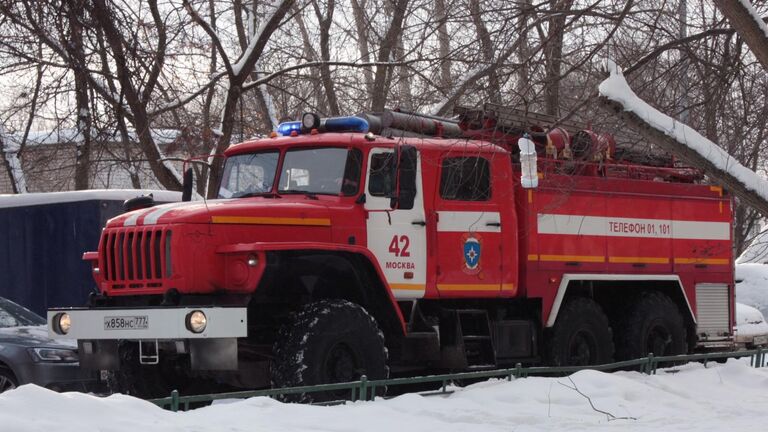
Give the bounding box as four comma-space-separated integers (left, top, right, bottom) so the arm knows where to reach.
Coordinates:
101, 227, 172, 288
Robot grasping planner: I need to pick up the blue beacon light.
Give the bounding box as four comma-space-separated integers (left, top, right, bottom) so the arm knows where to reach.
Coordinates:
324, 116, 369, 133
276, 121, 302, 136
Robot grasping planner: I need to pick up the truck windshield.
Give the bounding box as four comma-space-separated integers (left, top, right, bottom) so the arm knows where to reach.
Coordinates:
218, 151, 279, 198
278, 147, 362, 196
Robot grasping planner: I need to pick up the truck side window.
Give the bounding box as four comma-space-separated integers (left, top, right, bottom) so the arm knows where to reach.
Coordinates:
440, 157, 491, 201
368, 152, 395, 197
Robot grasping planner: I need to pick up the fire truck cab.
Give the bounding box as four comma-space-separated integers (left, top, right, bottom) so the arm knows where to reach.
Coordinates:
48, 112, 734, 399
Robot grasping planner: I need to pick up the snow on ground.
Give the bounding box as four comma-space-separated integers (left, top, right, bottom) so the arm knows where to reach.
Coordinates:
1, 360, 767, 431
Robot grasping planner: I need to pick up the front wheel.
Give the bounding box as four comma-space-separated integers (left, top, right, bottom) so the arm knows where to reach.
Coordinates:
0, 367, 17, 394
546, 297, 614, 366
271, 300, 389, 403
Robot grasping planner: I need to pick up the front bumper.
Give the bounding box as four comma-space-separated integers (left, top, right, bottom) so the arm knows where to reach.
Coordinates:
46, 307, 247, 371
47, 307, 247, 340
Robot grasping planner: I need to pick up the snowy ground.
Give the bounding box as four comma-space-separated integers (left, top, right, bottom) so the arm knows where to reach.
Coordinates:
1, 359, 767, 432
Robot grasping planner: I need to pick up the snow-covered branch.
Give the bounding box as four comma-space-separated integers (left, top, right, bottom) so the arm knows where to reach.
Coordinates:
714, 0, 768, 70
598, 59, 768, 216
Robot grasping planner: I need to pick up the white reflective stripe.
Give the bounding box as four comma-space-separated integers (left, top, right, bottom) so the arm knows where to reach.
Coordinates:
123, 208, 150, 226
437, 211, 501, 232
140, 202, 194, 225
537, 214, 730, 240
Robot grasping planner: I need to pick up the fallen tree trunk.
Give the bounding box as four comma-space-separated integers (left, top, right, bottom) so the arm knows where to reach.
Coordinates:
598, 95, 768, 217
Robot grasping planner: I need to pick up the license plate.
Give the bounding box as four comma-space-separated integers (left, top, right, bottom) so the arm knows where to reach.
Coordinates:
104, 315, 149, 330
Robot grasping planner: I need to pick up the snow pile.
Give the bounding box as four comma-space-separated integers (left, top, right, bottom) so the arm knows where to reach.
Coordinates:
1, 360, 768, 431
736, 263, 768, 316
599, 60, 768, 203
736, 303, 768, 338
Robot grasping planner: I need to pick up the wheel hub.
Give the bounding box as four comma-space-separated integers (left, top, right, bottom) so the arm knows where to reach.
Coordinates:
325, 342, 360, 383
0, 375, 15, 393
568, 330, 597, 366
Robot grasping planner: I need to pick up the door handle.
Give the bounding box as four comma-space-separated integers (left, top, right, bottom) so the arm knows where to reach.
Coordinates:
412, 220, 427, 226
486, 221, 501, 227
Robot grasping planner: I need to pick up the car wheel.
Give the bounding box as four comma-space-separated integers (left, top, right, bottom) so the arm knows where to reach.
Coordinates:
0, 367, 17, 394
271, 299, 389, 403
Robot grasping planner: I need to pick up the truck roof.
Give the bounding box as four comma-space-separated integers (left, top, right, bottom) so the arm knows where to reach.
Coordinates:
225, 132, 509, 157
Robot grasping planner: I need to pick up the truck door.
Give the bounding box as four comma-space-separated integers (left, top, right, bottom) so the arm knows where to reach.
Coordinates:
364, 147, 427, 299
433, 155, 503, 296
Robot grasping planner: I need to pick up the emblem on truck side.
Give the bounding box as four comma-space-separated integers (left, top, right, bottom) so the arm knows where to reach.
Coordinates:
462, 234, 482, 275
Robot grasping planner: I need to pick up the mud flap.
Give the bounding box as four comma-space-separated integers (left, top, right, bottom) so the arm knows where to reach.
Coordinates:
78, 340, 120, 370
190, 338, 238, 370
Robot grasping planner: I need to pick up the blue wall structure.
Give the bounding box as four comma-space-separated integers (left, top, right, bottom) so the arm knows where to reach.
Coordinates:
0, 191, 180, 316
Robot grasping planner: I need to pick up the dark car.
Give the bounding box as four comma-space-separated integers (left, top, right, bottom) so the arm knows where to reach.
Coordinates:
0, 297, 96, 393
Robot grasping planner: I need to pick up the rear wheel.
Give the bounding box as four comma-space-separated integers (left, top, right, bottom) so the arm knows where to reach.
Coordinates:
546, 297, 614, 366
271, 300, 388, 403
0, 367, 17, 393
616, 292, 687, 361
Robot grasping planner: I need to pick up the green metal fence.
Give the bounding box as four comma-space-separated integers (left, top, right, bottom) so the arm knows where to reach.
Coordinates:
149, 348, 767, 412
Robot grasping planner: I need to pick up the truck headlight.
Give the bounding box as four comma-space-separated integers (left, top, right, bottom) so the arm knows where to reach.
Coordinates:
52, 313, 71, 335
28, 347, 78, 363
185, 310, 207, 333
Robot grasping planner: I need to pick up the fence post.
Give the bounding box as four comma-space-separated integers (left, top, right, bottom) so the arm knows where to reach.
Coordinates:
645, 354, 654, 375
170, 389, 179, 412
359, 375, 368, 401
757, 347, 763, 368
515, 363, 522, 378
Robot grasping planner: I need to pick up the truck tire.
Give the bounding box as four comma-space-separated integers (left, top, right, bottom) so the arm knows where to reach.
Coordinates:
0, 367, 17, 394
615, 291, 687, 361
271, 299, 389, 403
546, 297, 614, 366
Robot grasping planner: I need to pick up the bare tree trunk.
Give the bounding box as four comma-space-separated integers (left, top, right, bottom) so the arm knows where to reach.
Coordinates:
713, 0, 768, 70
370, 0, 409, 111
543, 0, 573, 116
312, 0, 340, 115
4, 41, 45, 193
516, 0, 532, 97
91, 0, 182, 190
67, 0, 91, 190
435, 0, 452, 91
395, 30, 412, 109
469, 0, 500, 104
351, 0, 374, 95
293, 3, 327, 110
186, 0, 294, 197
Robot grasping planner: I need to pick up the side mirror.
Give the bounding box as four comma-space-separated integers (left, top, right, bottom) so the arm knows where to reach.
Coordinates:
390, 145, 417, 210
181, 168, 194, 202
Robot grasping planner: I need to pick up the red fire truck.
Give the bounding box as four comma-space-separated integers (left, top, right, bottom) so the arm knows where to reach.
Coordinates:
48, 108, 734, 398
